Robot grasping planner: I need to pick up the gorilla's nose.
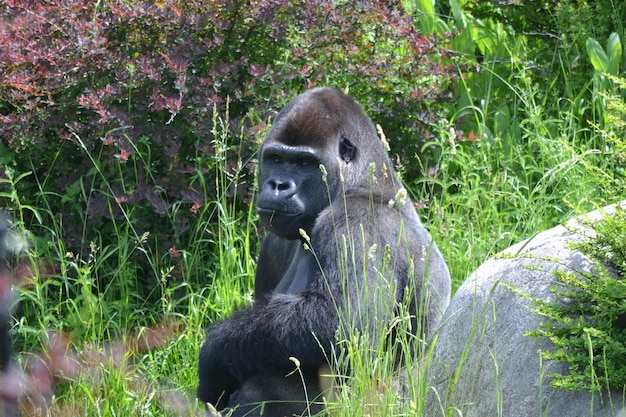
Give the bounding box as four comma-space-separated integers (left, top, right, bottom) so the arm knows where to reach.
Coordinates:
265, 177, 296, 197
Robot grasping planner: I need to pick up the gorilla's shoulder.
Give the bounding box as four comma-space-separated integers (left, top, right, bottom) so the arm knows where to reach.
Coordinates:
313, 195, 407, 236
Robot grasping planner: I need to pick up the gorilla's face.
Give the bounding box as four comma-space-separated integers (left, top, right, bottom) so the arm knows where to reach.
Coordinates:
256, 142, 330, 240
255, 87, 376, 241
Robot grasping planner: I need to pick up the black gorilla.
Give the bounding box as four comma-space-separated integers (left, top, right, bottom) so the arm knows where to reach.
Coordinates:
198, 87, 451, 416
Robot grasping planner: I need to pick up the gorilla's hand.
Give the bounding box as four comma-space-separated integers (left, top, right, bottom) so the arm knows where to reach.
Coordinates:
197, 341, 238, 409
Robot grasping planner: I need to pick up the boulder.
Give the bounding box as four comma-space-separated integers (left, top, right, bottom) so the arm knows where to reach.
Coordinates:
424, 202, 626, 417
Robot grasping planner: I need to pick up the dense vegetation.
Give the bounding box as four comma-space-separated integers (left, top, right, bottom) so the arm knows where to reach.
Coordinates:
0, 0, 624, 414
525, 205, 626, 392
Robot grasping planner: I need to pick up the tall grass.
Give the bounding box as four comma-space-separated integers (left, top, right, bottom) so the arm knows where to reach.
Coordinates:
413, 13, 625, 291
2, 105, 261, 415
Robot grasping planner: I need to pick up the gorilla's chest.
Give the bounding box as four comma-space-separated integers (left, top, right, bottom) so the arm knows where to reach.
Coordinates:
274, 243, 315, 294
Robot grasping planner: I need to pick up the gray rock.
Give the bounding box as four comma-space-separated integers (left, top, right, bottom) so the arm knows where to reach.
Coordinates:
424, 202, 626, 417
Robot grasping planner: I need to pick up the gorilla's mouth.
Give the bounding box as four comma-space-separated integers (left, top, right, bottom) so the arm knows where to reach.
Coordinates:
256, 207, 302, 218
257, 208, 301, 219
256, 208, 303, 231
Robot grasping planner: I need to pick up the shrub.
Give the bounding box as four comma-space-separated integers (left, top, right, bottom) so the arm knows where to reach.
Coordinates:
286, 1, 458, 174
525, 206, 626, 392
0, 0, 289, 266
0, 0, 456, 291
456, 0, 625, 39
452, 0, 625, 106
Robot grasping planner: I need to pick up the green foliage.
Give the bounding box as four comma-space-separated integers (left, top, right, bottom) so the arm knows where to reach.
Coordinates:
457, 0, 626, 45
0, 0, 625, 414
586, 33, 622, 76
525, 206, 626, 392
0, 0, 458, 279
4, 107, 254, 415
577, 209, 626, 280
408, 0, 626, 290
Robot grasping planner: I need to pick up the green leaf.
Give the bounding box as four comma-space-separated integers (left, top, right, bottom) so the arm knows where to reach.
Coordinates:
414, 0, 435, 36
607, 32, 622, 75
586, 37, 609, 73
449, 0, 467, 30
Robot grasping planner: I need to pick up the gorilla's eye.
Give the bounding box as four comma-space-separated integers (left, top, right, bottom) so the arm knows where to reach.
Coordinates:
339, 138, 356, 163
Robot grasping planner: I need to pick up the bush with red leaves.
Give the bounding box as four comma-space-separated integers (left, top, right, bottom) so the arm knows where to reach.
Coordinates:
0, 0, 456, 289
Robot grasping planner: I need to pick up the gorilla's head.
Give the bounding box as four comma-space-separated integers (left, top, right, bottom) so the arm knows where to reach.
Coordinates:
255, 87, 398, 240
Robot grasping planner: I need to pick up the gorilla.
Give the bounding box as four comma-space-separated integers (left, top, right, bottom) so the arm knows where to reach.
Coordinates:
197, 87, 451, 416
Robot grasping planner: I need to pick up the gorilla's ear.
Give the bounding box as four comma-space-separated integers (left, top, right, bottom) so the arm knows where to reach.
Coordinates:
339, 137, 356, 163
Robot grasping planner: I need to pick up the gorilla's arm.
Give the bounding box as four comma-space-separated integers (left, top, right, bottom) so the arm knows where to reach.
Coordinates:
197, 291, 337, 407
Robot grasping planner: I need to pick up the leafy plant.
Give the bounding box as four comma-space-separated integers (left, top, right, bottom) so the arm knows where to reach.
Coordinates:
0, 0, 280, 275
524, 206, 626, 392
6, 106, 255, 415
456, 0, 626, 44
0, 0, 457, 290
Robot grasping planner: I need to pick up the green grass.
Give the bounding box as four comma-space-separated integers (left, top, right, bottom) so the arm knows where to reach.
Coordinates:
2, 4, 625, 417
4, 108, 258, 416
